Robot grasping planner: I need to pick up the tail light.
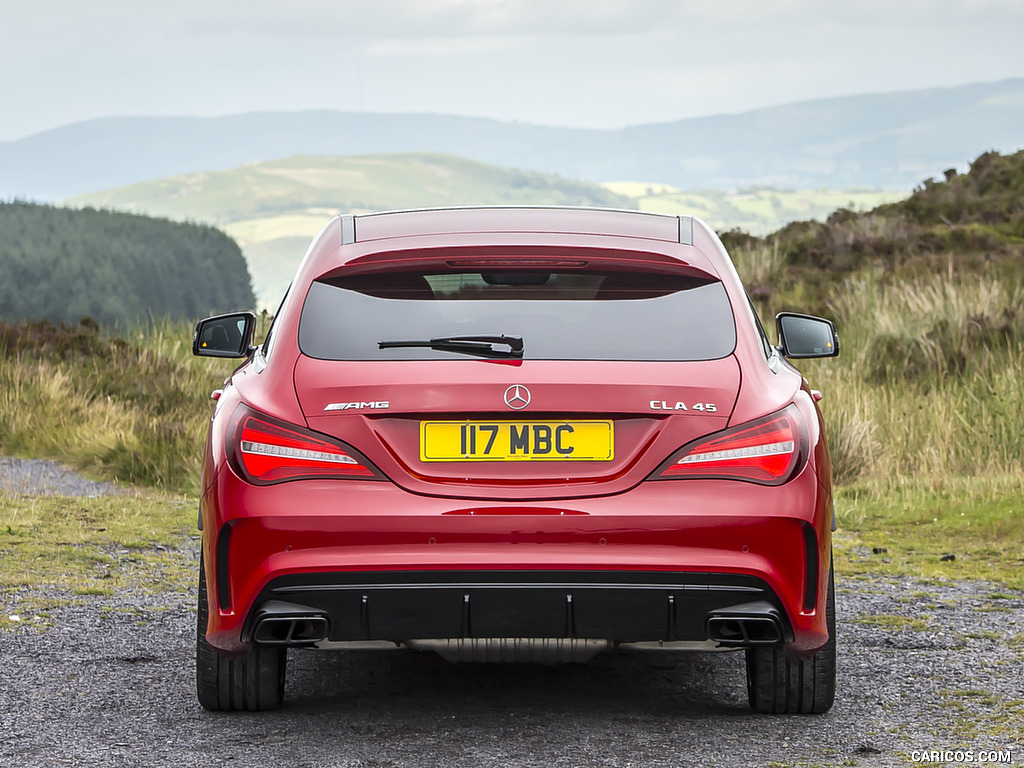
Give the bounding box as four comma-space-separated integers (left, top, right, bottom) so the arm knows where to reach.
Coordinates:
654, 405, 808, 485
227, 406, 381, 485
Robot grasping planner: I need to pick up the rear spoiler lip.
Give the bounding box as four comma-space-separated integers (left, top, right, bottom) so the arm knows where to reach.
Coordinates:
315, 243, 718, 283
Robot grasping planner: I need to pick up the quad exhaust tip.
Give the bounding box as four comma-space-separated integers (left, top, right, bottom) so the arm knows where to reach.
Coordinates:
706, 601, 787, 647
250, 600, 329, 646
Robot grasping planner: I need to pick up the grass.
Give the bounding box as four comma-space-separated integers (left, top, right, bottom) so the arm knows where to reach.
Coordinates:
0, 317, 252, 494
0, 492, 196, 628
931, 690, 1024, 745
851, 614, 929, 631
960, 630, 1003, 641
833, 476, 1024, 588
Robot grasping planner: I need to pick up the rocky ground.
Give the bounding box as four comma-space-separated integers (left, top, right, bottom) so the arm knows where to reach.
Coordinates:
1, 459, 1021, 768
0, 456, 123, 497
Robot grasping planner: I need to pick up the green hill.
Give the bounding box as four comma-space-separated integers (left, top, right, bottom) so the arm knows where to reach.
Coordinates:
0, 202, 254, 327
730, 149, 1024, 310
720, 149, 1024, 487
67, 152, 636, 307
67, 151, 911, 308
603, 182, 905, 236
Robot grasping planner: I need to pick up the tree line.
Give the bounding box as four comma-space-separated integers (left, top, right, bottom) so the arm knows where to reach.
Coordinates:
0, 202, 255, 328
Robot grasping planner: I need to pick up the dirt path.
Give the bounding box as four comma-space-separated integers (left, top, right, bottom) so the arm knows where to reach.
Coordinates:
0, 457, 122, 497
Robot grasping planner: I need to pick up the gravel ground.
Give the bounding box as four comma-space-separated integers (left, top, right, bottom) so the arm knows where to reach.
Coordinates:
0, 457, 122, 497
1, 460, 1022, 768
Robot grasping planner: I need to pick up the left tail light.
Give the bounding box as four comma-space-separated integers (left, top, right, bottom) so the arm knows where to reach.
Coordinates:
653, 404, 808, 486
227, 405, 382, 485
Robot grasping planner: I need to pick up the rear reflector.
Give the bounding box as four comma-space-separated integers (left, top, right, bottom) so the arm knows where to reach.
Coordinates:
228, 406, 379, 484
655, 405, 807, 485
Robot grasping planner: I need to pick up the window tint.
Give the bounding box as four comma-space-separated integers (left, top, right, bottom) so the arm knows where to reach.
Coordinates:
299, 271, 736, 361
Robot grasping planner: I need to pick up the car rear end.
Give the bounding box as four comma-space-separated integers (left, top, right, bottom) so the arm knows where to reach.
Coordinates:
196, 207, 837, 713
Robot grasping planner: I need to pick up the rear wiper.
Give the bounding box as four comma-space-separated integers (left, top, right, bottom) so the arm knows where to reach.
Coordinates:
378, 334, 524, 359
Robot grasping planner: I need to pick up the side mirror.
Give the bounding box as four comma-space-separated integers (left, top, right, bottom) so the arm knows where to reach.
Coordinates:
193, 312, 256, 358
776, 312, 839, 359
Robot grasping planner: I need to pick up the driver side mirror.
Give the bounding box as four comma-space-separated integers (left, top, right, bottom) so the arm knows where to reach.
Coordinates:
776, 313, 839, 359
193, 312, 256, 358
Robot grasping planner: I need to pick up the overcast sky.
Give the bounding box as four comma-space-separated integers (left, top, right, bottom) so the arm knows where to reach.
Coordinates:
2, 0, 1022, 142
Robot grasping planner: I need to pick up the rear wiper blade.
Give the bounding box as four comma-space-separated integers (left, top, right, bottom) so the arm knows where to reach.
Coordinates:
378, 334, 524, 359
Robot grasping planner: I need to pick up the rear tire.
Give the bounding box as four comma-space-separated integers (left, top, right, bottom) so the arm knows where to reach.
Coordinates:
196, 564, 286, 711
745, 561, 836, 714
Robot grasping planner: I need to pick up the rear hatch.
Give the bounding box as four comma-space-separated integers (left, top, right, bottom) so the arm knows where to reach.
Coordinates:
293, 262, 741, 500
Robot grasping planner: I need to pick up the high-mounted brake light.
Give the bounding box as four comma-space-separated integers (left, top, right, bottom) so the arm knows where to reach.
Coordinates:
228, 406, 380, 484
654, 405, 808, 485
445, 259, 589, 268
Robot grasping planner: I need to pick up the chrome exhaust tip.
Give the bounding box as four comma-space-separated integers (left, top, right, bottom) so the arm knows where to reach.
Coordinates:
250, 600, 329, 646
707, 601, 787, 647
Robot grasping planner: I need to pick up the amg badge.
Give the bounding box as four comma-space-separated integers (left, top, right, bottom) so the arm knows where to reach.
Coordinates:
324, 401, 390, 411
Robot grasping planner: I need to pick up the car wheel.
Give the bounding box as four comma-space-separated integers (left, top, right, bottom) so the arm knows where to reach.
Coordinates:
745, 558, 836, 714
196, 563, 286, 711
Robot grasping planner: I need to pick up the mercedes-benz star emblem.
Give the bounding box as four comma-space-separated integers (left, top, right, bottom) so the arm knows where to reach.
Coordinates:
503, 384, 531, 410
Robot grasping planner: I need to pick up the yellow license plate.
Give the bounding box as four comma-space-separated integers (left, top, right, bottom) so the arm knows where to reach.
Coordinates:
420, 421, 614, 462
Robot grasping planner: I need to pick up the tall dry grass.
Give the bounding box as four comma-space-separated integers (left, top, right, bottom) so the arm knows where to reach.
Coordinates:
795, 272, 1023, 484
0, 319, 232, 493
730, 239, 787, 299
1, 273, 1021, 497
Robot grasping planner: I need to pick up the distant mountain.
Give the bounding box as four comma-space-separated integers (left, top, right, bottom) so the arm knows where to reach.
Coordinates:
3, 79, 1023, 200
67, 151, 633, 224
66, 152, 634, 306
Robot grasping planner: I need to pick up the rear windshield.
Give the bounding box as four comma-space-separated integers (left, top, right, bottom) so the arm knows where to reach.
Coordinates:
298, 270, 736, 361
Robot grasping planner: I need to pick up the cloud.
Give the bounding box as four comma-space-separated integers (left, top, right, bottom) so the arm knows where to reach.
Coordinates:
154, 0, 686, 41
0, 0, 1021, 140
7, 0, 1024, 48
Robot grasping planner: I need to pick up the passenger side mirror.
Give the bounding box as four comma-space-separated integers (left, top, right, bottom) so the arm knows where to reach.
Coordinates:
776, 313, 839, 359
193, 312, 256, 358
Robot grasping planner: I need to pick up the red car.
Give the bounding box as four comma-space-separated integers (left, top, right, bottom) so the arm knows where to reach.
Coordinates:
193, 207, 840, 713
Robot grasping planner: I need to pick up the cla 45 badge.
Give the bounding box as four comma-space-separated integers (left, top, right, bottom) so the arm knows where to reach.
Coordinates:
650, 400, 718, 412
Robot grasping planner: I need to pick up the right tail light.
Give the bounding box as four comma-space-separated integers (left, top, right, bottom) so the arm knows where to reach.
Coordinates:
653, 405, 808, 486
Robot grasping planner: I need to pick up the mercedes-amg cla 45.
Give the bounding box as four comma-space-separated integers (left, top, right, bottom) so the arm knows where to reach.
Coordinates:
193, 207, 840, 713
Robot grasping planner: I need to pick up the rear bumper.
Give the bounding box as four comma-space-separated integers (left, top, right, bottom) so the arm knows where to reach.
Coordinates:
240, 570, 792, 646
201, 466, 832, 655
